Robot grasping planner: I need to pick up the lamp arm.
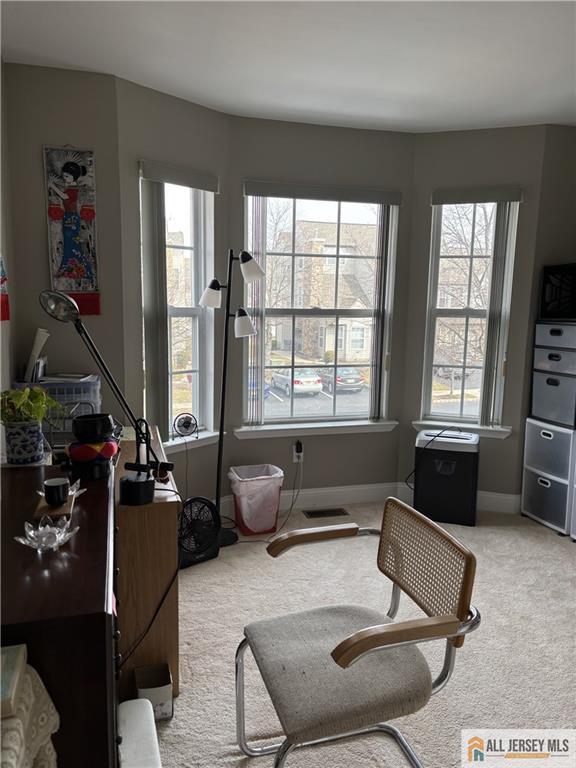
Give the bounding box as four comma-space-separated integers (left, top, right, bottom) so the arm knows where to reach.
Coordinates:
73, 318, 162, 466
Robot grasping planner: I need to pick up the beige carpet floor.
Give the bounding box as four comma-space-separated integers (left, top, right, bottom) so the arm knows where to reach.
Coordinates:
157, 504, 576, 768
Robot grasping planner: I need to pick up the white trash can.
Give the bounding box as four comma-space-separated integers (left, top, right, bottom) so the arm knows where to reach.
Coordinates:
228, 464, 284, 535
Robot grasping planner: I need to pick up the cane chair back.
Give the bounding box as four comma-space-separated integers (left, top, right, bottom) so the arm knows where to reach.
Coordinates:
378, 498, 476, 647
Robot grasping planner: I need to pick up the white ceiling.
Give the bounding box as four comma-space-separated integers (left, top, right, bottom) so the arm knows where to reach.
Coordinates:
2, 1, 575, 132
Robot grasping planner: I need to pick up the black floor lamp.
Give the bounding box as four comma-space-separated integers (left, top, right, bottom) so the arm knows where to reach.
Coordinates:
199, 249, 264, 544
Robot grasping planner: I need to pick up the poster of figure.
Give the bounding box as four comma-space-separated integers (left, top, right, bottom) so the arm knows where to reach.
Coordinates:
0, 254, 9, 321
44, 147, 100, 314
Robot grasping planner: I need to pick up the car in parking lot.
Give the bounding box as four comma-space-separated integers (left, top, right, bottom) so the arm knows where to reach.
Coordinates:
248, 380, 270, 400
317, 367, 365, 393
271, 368, 322, 396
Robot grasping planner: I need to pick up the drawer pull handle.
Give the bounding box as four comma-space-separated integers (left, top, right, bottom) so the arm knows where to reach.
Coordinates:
546, 378, 560, 386
537, 477, 551, 488
550, 328, 564, 336
548, 353, 562, 362
540, 430, 553, 440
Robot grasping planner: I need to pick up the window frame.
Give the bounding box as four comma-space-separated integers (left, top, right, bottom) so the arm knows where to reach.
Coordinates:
421, 201, 518, 426
244, 196, 397, 426
141, 180, 214, 440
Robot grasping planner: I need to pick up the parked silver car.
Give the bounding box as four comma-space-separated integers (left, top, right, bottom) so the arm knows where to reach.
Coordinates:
271, 368, 322, 396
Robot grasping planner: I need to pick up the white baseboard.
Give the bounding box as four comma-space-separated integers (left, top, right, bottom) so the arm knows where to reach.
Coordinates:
477, 491, 521, 514
220, 482, 520, 517
391, 485, 520, 514
220, 482, 398, 518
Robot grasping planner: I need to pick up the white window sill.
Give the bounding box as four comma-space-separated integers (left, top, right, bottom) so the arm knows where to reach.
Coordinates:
163, 430, 220, 454
411, 420, 512, 439
234, 420, 398, 439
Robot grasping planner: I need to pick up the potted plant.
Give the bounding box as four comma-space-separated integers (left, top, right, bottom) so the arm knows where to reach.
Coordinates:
0, 387, 61, 465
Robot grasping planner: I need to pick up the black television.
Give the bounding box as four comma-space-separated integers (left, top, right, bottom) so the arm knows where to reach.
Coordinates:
539, 263, 576, 322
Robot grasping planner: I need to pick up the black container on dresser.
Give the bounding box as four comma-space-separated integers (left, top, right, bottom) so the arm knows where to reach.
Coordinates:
523, 322, 576, 538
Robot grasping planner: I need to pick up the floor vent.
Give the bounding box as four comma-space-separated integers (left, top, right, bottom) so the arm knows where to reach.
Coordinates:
302, 508, 350, 519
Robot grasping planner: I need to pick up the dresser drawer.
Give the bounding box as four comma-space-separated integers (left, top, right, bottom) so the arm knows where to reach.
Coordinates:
522, 468, 569, 532
535, 323, 576, 350
524, 418, 574, 480
532, 371, 576, 427
534, 347, 576, 376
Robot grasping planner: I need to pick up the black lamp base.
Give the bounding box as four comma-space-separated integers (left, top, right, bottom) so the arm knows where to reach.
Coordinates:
219, 528, 238, 547
119, 474, 155, 506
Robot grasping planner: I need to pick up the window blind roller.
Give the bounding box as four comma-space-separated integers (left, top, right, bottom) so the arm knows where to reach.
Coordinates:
431, 186, 523, 205
243, 179, 401, 205
139, 160, 219, 193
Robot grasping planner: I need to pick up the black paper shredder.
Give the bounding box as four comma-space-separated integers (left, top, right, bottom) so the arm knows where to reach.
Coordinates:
413, 430, 479, 526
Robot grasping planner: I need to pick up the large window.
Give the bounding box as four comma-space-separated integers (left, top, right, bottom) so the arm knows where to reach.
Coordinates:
245, 193, 397, 424
142, 177, 214, 438
422, 200, 518, 424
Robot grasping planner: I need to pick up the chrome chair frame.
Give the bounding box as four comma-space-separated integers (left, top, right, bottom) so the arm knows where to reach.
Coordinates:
235, 526, 480, 768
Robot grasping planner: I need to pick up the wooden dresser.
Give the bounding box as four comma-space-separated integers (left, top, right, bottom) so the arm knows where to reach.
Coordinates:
1, 465, 118, 767
1, 428, 180, 766
114, 432, 180, 701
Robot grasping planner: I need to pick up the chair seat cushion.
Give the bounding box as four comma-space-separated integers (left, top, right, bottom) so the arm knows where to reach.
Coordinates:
244, 605, 432, 744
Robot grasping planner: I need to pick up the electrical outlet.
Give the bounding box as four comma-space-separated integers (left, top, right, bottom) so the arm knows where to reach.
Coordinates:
293, 440, 303, 463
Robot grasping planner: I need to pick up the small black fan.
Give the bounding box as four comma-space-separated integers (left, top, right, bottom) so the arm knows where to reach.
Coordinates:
178, 496, 221, 569
173, 413, 198, 439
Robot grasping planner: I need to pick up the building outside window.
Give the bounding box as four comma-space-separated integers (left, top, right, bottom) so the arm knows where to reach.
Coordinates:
141, 165, 216, 439
422, 196, 519, 425
245, 188, 398, 424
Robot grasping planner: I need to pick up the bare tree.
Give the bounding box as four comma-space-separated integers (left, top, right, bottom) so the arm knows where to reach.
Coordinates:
435, 203, 496, 386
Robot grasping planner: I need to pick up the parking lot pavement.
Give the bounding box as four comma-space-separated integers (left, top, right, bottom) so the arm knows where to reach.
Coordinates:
264, 385, 370, 420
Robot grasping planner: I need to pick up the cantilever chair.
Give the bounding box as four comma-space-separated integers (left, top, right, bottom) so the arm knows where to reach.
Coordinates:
235, 497, 480, 767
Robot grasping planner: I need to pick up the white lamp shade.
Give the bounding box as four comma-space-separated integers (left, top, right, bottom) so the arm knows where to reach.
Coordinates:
234, 308, 256, 337
199, 279, 222, 308
239, 251, 265, 283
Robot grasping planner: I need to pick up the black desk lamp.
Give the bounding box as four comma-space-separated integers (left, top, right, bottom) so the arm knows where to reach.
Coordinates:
39, 290, 173, 505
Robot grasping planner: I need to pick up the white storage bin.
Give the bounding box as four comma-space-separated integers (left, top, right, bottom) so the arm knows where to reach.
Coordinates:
228, 464, 284, 535
117, 699, 162, 768
535, 323, 576, 350
524, 418, 574, 481
522, 468, 570, 533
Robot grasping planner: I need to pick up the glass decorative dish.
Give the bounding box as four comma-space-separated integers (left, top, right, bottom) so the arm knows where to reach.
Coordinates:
15, 515, 79, 553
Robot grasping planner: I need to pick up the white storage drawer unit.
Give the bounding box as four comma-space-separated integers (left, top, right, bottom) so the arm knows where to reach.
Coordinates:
522, 417, 576, 535
528, 322, 576, 538
524, 418, 574, 480
531, 371, 576, 427
522, 468, 571, 534
535, 323, 576, 349
533, 347, 576, 376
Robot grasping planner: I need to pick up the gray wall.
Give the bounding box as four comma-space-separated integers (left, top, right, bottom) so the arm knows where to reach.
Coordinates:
3, 63, 575, 498
1, 64, 13, 391
4, 65, 124, 414
222, 116, 414, 496
399, 127, 548, 494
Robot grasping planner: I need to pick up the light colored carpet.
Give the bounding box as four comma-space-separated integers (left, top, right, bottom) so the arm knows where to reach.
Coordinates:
158, 504, 576, 768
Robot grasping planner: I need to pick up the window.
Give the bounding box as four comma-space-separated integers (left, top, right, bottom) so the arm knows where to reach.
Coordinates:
141, 177, 214, 439
351, 326, 366, 351
245, 193, 397, 424
422, 200, 518, 424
